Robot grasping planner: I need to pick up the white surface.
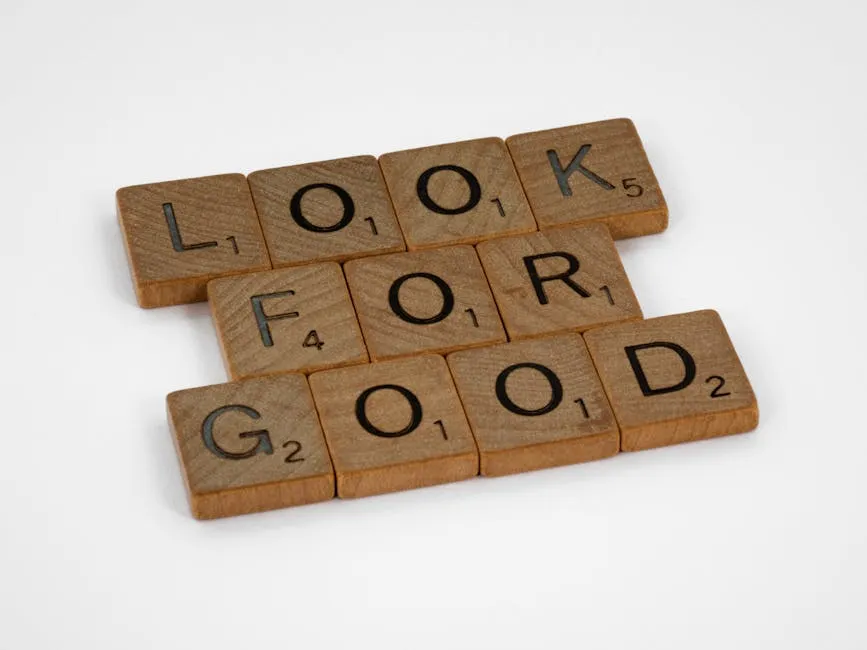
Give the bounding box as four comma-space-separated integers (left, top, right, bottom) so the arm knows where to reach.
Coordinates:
1, 1, 865, 648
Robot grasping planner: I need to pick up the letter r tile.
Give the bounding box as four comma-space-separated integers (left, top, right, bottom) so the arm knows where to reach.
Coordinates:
583, 310, 759, 452
476, 223, 642, 339
507, 119, 667, 239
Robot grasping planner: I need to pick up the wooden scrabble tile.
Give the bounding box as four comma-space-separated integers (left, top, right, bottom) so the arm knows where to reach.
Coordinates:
447, 333, 619, 477
583, 310, 759, 452
117, 174, 271, 308
166, 374, 334, 519
208, 263, 368, 380
379, 137, 537, 250
476, 223, 642, 339
506, 119, 667, 239
344, 246, 507, 361
308, 355, 477, 498
248, 156, 406, 268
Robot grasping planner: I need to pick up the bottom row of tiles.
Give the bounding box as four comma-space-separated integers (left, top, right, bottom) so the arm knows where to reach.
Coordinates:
167, 309, 759, 519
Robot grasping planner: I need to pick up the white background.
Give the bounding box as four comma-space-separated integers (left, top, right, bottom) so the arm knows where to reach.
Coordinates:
1, 1, 865, 648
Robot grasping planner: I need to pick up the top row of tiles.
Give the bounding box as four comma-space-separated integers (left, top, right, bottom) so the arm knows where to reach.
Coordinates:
118, 118, 667, 308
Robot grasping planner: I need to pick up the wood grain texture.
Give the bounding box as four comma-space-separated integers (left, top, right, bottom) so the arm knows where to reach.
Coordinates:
476, 223, 642, 339
208, 263, 368, 380
344, 245, 506, 361
379, 137, 537, 250
506, 119, 667, 239
447, 333, 619, 477
248, 156, 405, 267
117, 174, 271, 308
166, 374, 335, 519
308, 355, 477, 498
583, 310, 758, 451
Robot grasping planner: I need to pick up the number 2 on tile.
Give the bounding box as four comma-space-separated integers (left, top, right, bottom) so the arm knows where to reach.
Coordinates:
282, 440, 304, 463
706, 375, 731, 398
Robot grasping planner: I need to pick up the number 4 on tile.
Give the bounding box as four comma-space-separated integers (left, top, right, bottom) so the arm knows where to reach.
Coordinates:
303, 330, 325, 350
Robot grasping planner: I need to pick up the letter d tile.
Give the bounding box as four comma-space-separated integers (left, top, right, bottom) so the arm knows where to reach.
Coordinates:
583, 310, 758, 451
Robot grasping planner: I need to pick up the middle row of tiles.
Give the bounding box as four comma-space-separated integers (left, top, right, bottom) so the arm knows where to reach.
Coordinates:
209, 222, 642, 380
